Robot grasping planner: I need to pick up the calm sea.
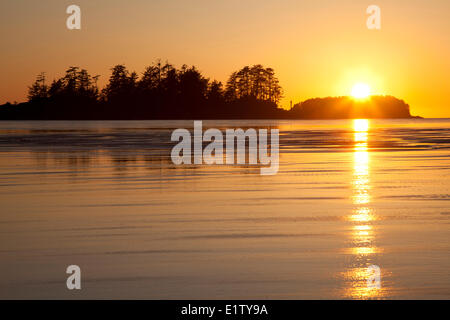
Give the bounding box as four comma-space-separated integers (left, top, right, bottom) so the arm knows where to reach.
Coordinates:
0, 119, 449, 299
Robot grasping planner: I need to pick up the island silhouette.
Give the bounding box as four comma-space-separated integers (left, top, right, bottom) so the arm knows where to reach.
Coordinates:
0, 62, 419, 120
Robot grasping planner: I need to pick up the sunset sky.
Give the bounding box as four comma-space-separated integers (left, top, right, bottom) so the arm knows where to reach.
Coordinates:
1, 0, 449, 117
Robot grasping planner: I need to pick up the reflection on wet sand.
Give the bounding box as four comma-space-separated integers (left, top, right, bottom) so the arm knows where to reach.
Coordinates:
1, 120, 450, 299
343, 119, 387, 299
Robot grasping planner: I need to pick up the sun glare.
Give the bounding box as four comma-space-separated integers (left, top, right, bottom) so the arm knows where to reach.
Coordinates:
353, 119, 369, 132
351, 83, 371, 99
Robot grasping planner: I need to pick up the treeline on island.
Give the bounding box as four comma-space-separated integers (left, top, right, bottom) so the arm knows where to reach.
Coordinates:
0, 61, 416, 120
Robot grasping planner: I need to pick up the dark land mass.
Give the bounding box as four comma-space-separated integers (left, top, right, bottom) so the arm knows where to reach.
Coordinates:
0, 63, 420, 120
0, 95, 419, 120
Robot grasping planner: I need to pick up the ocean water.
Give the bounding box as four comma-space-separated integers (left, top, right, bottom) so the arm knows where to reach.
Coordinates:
0, 119, 449, 299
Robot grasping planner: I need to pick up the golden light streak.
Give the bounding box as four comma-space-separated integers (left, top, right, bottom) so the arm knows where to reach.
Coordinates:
342, 119, 386, 299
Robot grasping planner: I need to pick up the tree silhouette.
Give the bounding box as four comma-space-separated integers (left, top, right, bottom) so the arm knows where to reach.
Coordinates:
225, 64, 283, 103
48, 67, 99, 101
27, 72, 48, 102
102, 65, 137, 103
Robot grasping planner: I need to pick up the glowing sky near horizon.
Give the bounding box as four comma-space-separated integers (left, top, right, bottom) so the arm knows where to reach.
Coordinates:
0, 0, 449, 117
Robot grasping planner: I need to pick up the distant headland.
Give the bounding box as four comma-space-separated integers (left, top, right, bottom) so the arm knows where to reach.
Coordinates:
290, 96, 420, 119
0, 62, 420, 120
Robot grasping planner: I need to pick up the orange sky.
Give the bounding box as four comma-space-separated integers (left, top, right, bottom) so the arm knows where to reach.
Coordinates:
0, 0, 449, 117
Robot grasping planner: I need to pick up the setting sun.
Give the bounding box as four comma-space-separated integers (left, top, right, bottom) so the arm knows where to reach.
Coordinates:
351, 83, 371, 99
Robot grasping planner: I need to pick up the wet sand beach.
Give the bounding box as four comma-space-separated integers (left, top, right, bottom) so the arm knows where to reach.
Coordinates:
0, 119, 449, 299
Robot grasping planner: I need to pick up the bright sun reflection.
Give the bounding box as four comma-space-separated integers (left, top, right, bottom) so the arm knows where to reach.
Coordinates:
351, 83, 371, 99
352, 120, 370, 205
342, 118, 386, 299
349, 207, 376, 222
353, 119, 369, 132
